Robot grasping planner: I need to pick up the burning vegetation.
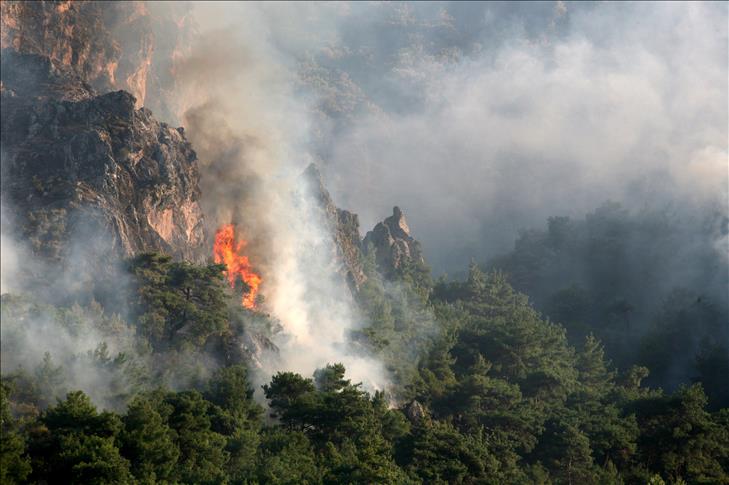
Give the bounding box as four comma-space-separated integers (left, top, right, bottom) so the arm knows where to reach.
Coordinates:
213, 224, 262, 309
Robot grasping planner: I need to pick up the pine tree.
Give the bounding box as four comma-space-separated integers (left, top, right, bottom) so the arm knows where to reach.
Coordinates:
119, 394, 179, 483
0, 383, 31, 484
27, 391, 132, 484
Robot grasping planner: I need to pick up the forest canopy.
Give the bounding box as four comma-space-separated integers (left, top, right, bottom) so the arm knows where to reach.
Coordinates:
2, 205, 728, 484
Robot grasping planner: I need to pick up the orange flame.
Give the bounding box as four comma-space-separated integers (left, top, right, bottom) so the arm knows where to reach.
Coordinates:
213, 224, 262, 310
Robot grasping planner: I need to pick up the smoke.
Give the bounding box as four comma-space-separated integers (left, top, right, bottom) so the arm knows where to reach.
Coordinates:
2, 1, 725, 403
0, 198, 21, 295
1, 150, 137, 410
174, 1, 727, 387
178, 2, 388, 390
0, 201, 223, 410
0, 293, 140, 409
0, 171, 143, 409
1, 145, 144, 411
234, 1, 727, 274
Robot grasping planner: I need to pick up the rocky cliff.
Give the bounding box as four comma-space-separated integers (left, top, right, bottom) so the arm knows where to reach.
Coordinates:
1, 47, 205, 263
0, 0, 428, 289
304, 164, 428, 292
303, 164, 367, 292
0, 0, 430, 374
0, 0, 192, 123
363, 206, 426, 278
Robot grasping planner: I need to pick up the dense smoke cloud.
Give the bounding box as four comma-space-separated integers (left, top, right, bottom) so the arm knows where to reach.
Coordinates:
0, 198, 20, 294
222, 2, 727, 273
1, 1, 726, 405
0, 195, 143, 409
325, 2, 727, 271
178, 2, 388, 390
176, 1, 726, 387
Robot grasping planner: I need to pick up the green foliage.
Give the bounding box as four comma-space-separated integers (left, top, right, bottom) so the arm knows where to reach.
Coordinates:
263, 372, 317, 431
204, 365, 262, 483
638, 290, 729, 407
163, 390, 230, 484
1, 247, 727, 484
256, 429, 321, 484
356, 243, 439, 395
129, 253, 229, 350
119, 394, 179, 483
264, 365, 407, 483
0, 294, 144, 410
0, 383, 31, 484
27, 391, 133, 484
487, 204, 729, 409
628, 384, 729, 484
398, 420, 489, 484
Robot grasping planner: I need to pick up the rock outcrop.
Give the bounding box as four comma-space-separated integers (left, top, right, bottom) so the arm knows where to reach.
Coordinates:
1, 48, 206, 263
302, 165, 429, 292
236, 330, 279, 370
363, 206, 425, 278
0, 0, 192, 122
303, 164, 367, 292
405, 400, 429, 424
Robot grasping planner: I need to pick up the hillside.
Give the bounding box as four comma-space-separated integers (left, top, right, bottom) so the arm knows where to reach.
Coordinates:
1, 2, 728, 485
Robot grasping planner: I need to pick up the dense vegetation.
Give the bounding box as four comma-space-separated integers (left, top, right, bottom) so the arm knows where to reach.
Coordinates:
485, 203, 729, 409
2, 208, 728, 484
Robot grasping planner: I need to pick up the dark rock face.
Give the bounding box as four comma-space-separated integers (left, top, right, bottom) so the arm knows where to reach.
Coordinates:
405, 399, 429, 424
1, 1, 120, 93
1, 49, 206, 263
363, 206, 425, 277
302, 164, 428, 292
0, 0, 192, 122
0, 0, 429, 289
303, 164, 367, 292
0, 49, 95, 102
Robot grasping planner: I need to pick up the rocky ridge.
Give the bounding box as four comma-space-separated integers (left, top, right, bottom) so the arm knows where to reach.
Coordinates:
305, 164, 428, 294
304, 163, 368, 292
0, 0, 428, 290
0, 0, 427, 376
0, 0, 192, 122
363, 206, 426, 278
1, 48, 206, 263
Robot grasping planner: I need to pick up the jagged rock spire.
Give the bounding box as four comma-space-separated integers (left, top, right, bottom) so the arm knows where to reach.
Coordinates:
302, 163, 367, 292
363, 206, 425, 277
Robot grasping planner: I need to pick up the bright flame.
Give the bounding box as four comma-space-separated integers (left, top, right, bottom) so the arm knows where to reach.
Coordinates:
213, 224, 262, 309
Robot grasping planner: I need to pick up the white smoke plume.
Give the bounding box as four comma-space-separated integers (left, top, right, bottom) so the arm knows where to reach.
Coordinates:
0, 199, 142, 409
0, 198, 21, 295
178, 2, 389, 390
174, 0, 727, 388
3, 1, 725, 404
317, 1, 728, 272
203, 2, 723, 274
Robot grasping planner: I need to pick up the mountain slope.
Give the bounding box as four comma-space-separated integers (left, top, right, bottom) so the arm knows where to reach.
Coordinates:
1, 48, 205, 264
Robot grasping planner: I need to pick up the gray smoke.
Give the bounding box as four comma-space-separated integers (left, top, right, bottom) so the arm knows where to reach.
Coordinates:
2, 1, 726, 406
175, 1, 727, 388
176, 2, 389, 391
224, 1, 727, 274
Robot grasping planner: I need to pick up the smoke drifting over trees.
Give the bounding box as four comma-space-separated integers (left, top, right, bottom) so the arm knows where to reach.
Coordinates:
180, 0, 728, 392
282, 1, 727, 272
1, 2, 728, 484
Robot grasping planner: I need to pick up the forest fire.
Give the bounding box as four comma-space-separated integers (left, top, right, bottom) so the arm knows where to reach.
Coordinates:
213, 224, 262, 310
